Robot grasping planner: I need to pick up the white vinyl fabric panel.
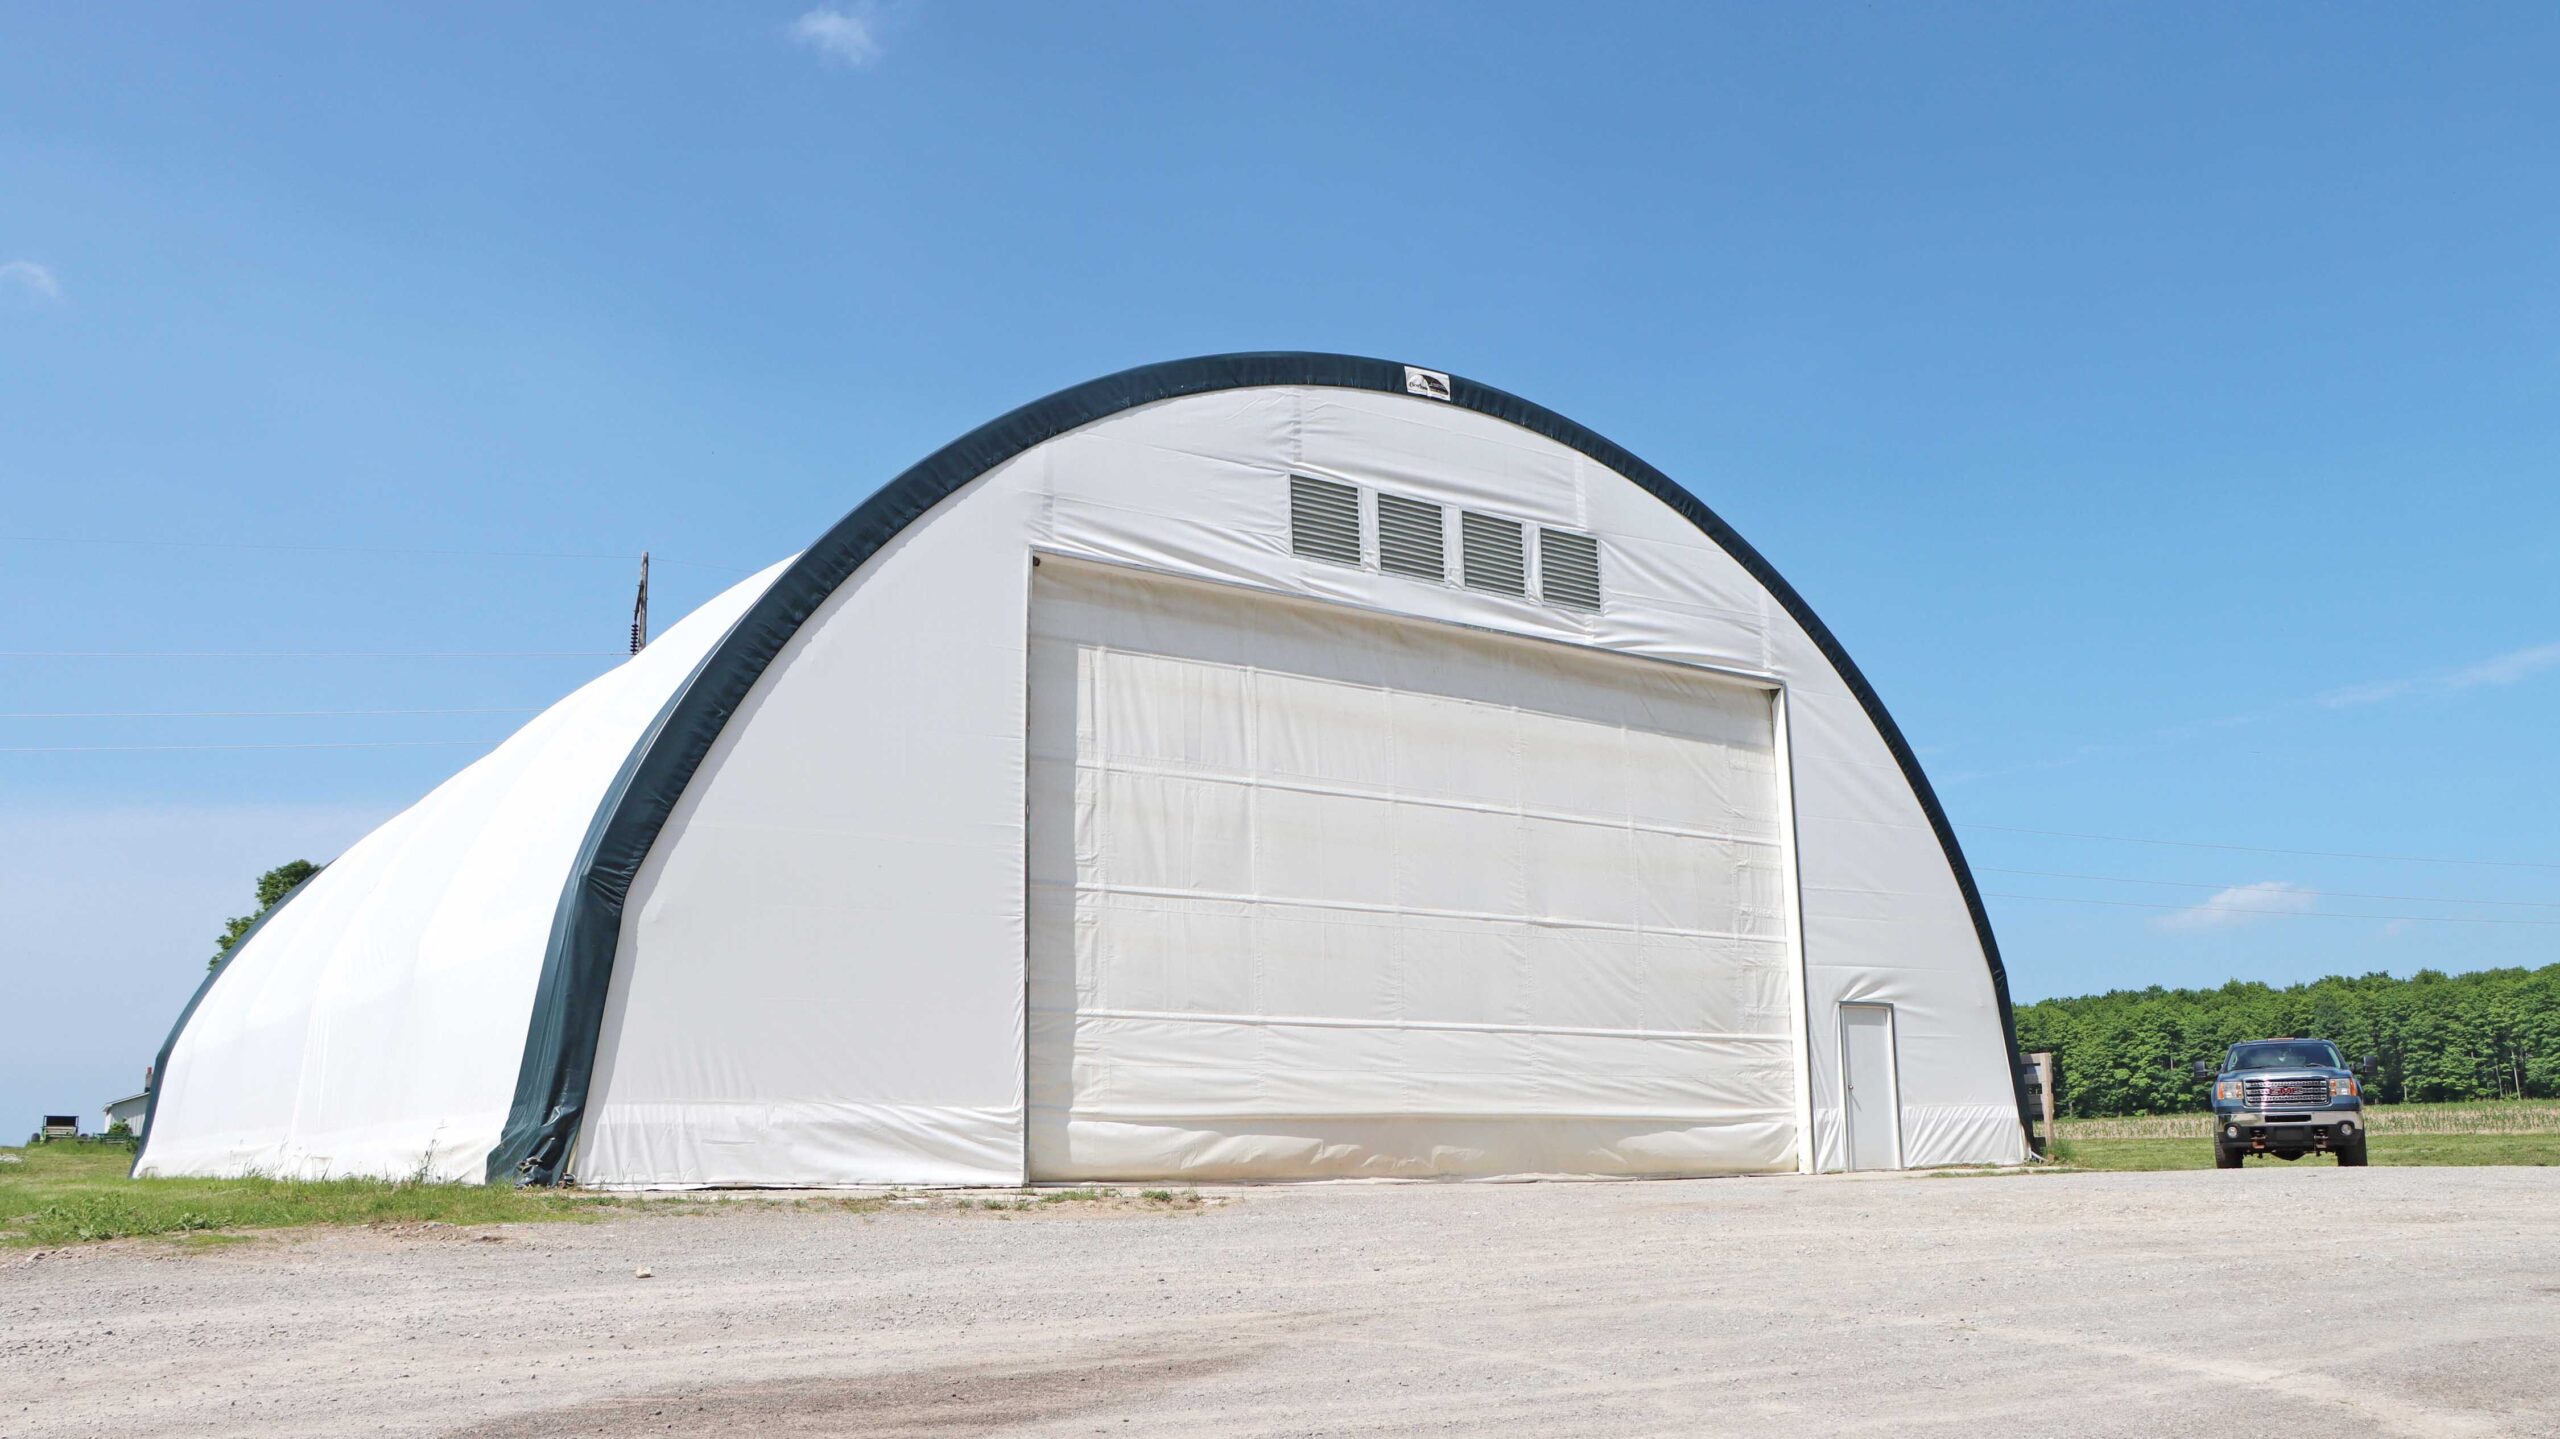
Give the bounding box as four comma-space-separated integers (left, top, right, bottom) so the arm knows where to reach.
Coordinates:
135, 562, 788, 1181
1025, 561, 1795, 1180
572, 486, 1044, 1187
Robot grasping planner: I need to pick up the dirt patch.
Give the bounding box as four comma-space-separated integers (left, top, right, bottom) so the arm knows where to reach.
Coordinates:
445, 1347, 1257, 1437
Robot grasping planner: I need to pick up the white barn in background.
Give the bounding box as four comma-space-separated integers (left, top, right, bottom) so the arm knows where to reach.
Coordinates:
102, 1090, 150, 1137
136, 354, 2032, 1188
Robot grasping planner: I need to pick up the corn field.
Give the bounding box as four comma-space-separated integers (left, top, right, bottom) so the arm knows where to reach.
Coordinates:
2055, 1097, 2560, 1141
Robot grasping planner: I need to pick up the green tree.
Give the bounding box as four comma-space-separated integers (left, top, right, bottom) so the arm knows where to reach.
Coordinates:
2017, 962, 2560, 1116
210, 859, 322, 971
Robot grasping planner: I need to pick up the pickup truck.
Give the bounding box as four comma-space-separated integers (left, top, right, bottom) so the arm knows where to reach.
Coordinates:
2191, 1039, 2377, 1168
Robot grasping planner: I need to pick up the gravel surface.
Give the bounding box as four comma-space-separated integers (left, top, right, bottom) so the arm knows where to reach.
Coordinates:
7, 1167, 2558, 1437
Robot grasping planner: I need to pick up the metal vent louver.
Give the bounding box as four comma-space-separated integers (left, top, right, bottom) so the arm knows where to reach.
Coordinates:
1538, 529, 1602, 611
1376, 493, 1447, 581
1460, 511, 1527, 596
1288, 475, 1363, 566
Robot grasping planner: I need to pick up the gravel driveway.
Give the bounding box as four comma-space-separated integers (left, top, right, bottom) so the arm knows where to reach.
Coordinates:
8, 1166, 2558, 1437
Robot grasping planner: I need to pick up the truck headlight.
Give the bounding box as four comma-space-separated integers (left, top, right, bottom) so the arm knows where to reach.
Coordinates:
2335, 1076, 2360, 1098
2215, 1080, 2243, 1102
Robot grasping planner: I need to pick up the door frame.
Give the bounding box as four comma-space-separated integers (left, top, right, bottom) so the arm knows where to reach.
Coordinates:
1836, 1001, 1905, 1171
1019, 549, 1807, 1182
1770, 687, 1816, 1175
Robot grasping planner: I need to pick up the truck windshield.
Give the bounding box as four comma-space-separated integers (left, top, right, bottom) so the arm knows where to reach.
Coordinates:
2226, 1041, 2343, 1070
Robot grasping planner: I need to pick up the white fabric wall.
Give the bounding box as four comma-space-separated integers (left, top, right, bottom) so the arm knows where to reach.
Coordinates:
1027, 561, 1795, 1180
136, 563, 786, 1181
579, 384, 2024, 1185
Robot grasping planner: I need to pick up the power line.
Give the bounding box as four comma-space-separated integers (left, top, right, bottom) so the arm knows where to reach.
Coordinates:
0, 650, 624, 660
0, 534, 749, 572
1, 738, 502, 754
1961, 822, 2560, 872
0, 706, 541, 720
1983, 891, 2560, 928
1978, 866, 2560, 911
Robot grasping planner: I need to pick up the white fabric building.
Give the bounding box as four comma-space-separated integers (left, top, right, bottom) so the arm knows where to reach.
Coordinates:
136, 354, 2031, 1188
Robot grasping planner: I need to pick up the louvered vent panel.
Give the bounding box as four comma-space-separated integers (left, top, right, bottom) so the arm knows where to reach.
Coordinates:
1376, 493, 1447, 581
1460, 511, 1527, 596
1538, 529, 1602, 611
1288, 475, 1363, 566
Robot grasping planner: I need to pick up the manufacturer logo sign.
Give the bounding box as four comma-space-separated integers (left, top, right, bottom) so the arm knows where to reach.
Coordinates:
1404, 365, 1452, 401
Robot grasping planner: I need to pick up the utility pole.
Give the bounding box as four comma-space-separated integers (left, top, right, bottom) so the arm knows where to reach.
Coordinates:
629, 552, 651, 654
2023, 1051, 2058, 1155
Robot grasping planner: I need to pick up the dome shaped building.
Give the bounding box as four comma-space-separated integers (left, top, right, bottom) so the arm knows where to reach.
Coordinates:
138, 354, 2030, 1188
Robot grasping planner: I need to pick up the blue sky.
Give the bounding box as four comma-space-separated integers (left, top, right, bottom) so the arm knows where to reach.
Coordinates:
5, 5, 2556, 1128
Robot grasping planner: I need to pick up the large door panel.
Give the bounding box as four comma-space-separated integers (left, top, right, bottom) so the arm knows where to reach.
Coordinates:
1027, 560, 1797, 1180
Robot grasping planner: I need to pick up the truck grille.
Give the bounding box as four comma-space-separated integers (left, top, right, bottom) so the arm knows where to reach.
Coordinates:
2243, 1077, 2331, 1108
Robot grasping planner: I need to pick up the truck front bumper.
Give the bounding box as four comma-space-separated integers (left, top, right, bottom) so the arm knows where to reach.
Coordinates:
2215, 1110, 2364, 1152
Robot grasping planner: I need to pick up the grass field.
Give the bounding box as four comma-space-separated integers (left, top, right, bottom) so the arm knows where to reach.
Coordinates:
2053, 1096, 2560, 1141
0, 1143, 1204, 1247
0, 1141, 623, 1247
2053, 1132, 2560, 1171
2050, 1098, 2560, 1171
15, 1099, 2560, 1245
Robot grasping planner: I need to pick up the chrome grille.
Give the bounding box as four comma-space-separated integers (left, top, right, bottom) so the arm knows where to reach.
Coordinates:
2243, 1077, 2331, 1109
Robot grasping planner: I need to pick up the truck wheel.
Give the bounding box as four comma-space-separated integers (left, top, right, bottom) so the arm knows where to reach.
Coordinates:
2339, 1139, 2369, 1167
2215, 1145, 2244, 1169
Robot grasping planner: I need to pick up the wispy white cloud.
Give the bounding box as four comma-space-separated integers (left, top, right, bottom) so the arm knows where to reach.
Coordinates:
1945, 639, 2560, 787
789, 5, 884, 68
2446, 642, 2560, 689
0, 260, 62, 302
2319, 641, 2560, 709
2315, 678, 2411, 708
1933, 743, 2115, 787
2155, 880, 2317, 932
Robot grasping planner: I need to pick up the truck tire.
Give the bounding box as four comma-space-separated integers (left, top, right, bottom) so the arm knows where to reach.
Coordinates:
2215, 1145, 2244, 1169
2338, 1138, 2370, 1167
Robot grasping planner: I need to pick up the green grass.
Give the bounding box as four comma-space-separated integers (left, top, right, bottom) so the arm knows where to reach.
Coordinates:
0, 1142, 624, 1247
2049, 1132, 2560, 1172
25, 1102, 2538, 1243
2056, 1097, 2560, 1141
2044, 1098, 2560, 1170
1, 1146, 1222, 1245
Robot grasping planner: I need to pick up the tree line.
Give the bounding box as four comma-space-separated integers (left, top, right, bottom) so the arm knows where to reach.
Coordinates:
2015, 964, 2560, 1116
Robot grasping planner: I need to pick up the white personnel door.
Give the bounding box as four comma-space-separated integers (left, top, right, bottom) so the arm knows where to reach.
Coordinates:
1025, 559, 1801, 1181
1839, 1002, 1903, 1171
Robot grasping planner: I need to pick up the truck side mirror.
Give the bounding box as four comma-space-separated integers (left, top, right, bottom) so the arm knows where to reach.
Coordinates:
2190, 1060, 2214, 1082
2357, 1056, 2377, 1077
